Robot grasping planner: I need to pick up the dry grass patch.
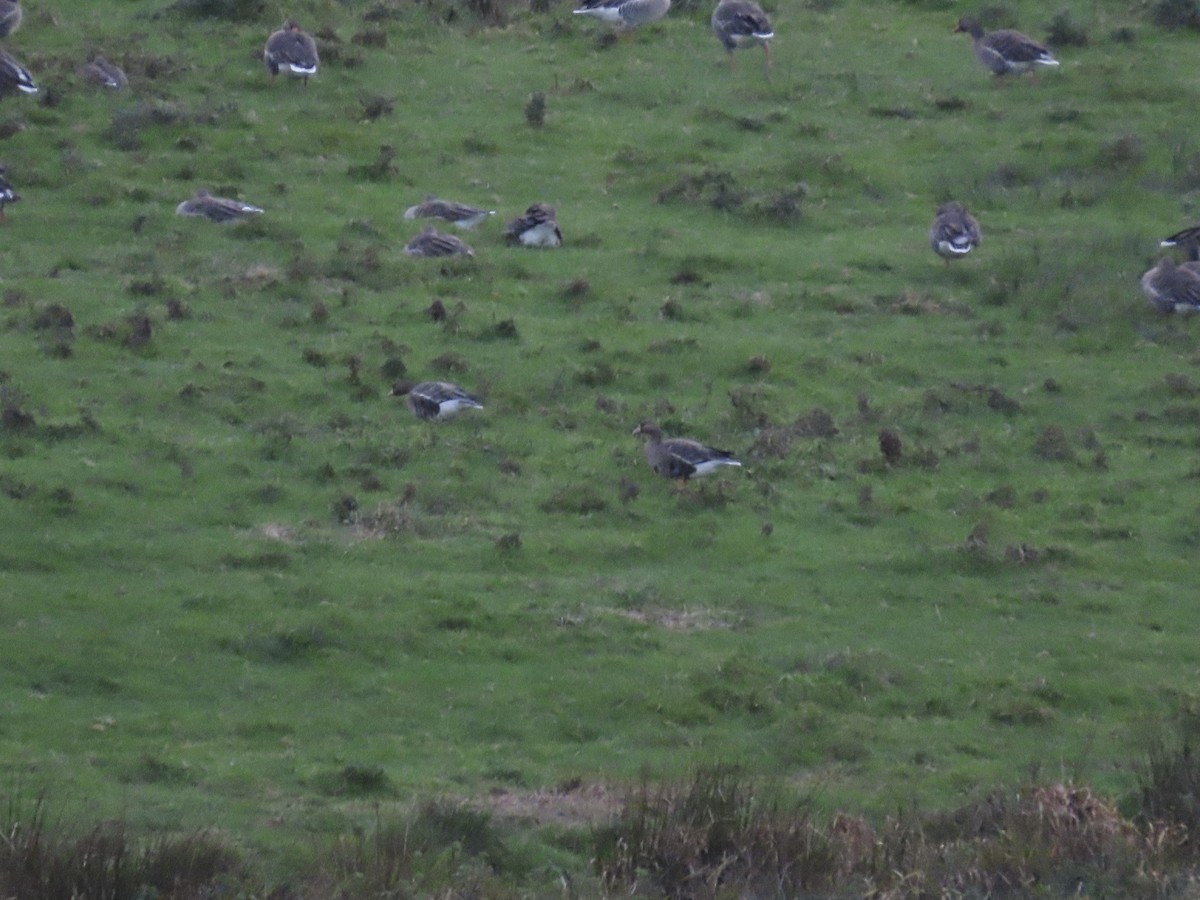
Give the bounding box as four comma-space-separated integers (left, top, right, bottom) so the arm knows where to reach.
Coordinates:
486, 780, 624, 827
609, 606, 736, 632
254, 522, 299, 543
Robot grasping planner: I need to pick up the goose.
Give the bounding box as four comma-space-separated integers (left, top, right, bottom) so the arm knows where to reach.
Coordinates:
929, 202, 982, 262
79, 56, 127, 90
403, 196, 496, 230
403, 226, 475, 258
504, 202, 562, 248
390, 380, 483, 421
711, 0, 774, 71
0, 164, 18, 220
1141, 257, 1200, 314
0, 0, 21, 38
573, 0, 670, 32
175, 189, 264, 223
264, 19, 319, 84
1160, 226, 1200, 262
954, 17, 1059, 78
0, 48, 36, 96
632, 420, 743, 486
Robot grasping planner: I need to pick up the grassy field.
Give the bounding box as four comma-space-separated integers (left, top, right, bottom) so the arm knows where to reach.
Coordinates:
2, 0, 1200, 889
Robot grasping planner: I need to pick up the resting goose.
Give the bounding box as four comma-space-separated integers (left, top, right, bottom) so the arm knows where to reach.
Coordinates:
632, 420, 743, 486
403, 226, 474, 258
264, 19, 319, 84
0, 48, 36, 96
403, 196, 496, 230
390, 380, 484, 421
1142, 257, 1200, 315
711, 0, 774, 71
504, 202, 562, 248
929, 202, 982, 262
0, 164, 18, 220
955, 17, 1059, 78
175, 189, 264, 223
79, 56, 128, 90
0, 0, 21, 38
573, 0, 670, 32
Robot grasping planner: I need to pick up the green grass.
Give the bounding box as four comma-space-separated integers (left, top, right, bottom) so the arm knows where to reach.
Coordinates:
3, 0, 1200, 887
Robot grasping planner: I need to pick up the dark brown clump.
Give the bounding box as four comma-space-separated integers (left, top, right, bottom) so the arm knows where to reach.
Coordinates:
879, 428, 902, 464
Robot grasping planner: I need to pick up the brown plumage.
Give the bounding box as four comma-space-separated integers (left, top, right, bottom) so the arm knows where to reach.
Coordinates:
78, 56, 128, 90
879, 429, 903, 465
505, 203, 562, 248
390, 380, 483, 421
404, 196, 495, 230
929, 201, 982, 263
264, 18, 319, 84
632, 420, 742, 486
1141, 257, 1200, 315
711, 0, 774, 71
573, 0, 671, 31
0, 0, 20, 39
1160, 225, 1200, 262
403, 226, 474, 258
0, 48, 36, 96
175, 189, 264, 223
955, 16, 1059, 78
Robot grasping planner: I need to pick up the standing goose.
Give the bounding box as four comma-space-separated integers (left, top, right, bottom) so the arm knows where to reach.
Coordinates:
929, 201, 982, 263
79, 55, 128, 90
1160, 225, 1200, 262
264, 19, 319, 84
391, 380, 484, 421
711, 0, 774, 71
1142, 257, 1200, 314
505, 202, 562, 248
0, 0, 20, 38
0, 164, 18, 220
403, 226, 475, 258
573, 0, 671, 33
0, 48, 36, 96
175, 189, 264, 223
403, 196, 496, 230
632, 421, 742, 487
954, 17, 1059, 78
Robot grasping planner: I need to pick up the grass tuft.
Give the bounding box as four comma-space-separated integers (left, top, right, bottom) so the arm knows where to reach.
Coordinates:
1150, 0, 1200, 29
524, 91, 547, 127
594, 766, 834, 897
0, 794, 242, 900
1138, 733, 1200, 837
1046, 9, 1091, 45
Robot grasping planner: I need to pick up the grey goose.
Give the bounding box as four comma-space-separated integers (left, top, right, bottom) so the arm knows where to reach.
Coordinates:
391, 381, 484, 421
955, 17, 1059, 78
929, 202, 982, 262
403, 196, 496, 230
1142, 257, 1200, 315
573, 0, 671, 32
632, 420, 742, 486
0, 0, 21, 38
711, 0, 774, 70
504, 202, 562, 248
403, 226, 475, 258
264, 19, 319, 84
175, 189, 264, 223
